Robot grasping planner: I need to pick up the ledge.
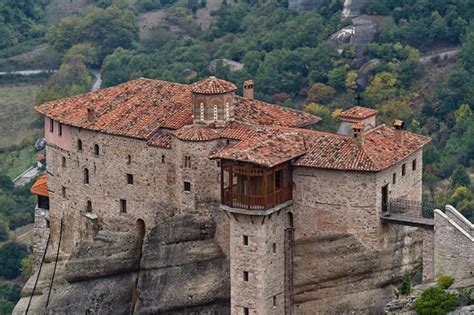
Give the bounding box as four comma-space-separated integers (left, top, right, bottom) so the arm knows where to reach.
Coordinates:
220, 200, 293, 216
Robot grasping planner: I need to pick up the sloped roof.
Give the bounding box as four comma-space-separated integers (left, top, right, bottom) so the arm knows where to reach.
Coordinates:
31, 175, 48, 197
339, 106, 377, 120
212, 124, 430, 171
37, 78, 320, 140
172, 124, 220, 141
192, 76, 237, 94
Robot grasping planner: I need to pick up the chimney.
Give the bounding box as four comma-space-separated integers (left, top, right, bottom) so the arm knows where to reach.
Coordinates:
352, 123, 364, 144
87, 108, 96, 123
393, 119, 404, 144
243, 80, 254, 99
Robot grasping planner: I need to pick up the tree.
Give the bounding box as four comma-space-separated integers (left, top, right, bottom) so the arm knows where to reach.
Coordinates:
0, 221, 8, 242
450, 165, 471, 190
0, 242, 28, 279
304, 102, 338, 131
101, 48, 134, 87
327, 66, 348, 90
365, 72, 398, 105
307, 83, 336, 104
413, 287, 458, 315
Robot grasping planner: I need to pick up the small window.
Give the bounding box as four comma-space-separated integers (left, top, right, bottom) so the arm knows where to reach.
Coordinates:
127, 174, 134, 185
243, 271, 249, 282
184, 181, 191, 192
243, 235, 248, 246
127, 155, 132, 165
244, 307, 249, 315
94, 144, 100, 156
58, 123, 63, 137
184, 155, 191, 168
272, 243, 276, 254
86, 200, 92, 212
161, 155, 165, 163
61, 156, 66, 168
78, 139, 83, 151
217, 160, 221, 167
272, 296, 277, 307
412, 159, 417, 171
84, 168, 90, 184
392, 173, 396, 184
120, 199, 127, 213
62, 186, 66, 198
402, 163, 406, 176
49, 119, 54, 133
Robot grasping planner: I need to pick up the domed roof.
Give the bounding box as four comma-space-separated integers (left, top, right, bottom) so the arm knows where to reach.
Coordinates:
192, 76, 237, 95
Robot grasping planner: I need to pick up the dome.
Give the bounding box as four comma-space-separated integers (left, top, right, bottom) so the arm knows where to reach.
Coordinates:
192, 76, 237, 95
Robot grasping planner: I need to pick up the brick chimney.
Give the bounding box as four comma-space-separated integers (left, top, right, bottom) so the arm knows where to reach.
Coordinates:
352, 123, 364, 144
87, 108, 96, 123
393, 119, 404, 144
243, 80, 254, 99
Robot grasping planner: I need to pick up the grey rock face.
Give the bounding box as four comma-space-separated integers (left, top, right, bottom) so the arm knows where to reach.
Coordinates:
16, 215, 230, 315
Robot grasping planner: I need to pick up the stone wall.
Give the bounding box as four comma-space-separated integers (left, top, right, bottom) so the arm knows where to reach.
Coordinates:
229, 209, 290, 315
45, 126, 228, 256
32, 205, 50, 270
434, 207, 473, 281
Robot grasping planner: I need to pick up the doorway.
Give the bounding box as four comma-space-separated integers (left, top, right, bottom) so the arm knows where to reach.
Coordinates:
381, 184, 389, 213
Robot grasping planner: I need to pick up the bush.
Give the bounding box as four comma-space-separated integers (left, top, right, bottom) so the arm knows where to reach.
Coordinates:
399, 271, 411, 295
437, 275, 454, 290
413, 287, 458, 315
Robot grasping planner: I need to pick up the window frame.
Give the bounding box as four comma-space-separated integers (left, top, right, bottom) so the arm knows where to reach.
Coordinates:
120, 199, 127, 213
126, 173, 134, 185
184, 181, 191, 192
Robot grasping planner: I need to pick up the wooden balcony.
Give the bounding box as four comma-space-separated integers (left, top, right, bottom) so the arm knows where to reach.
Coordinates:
220, 160, 293, 212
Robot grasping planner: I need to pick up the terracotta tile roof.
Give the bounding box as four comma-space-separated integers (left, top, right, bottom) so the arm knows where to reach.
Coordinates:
31, 175, 48, 197
192, 76, 237, 95
352, 123, 364, 129
218, 122, 258, 140
211, 127, 308, 168
172, 124, 220, 141
147, 132, 172, 148
294, 125, 431, 171
37, 78, 320, 141
234, 96, 320, 127
340, 106, 377, 120
213, 124, 430, 171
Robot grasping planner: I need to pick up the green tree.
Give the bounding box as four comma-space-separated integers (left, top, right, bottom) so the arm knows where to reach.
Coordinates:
0, 221, 8, 242
413, 287, 458, 315
450, 165, 471, 190
365, 72, 398, 105
307, 83, 336, 104
0, 242, 28, 279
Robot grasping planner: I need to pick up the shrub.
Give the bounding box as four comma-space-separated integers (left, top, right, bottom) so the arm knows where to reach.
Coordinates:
399, 271, 412, 295
0, 242, 28, 279
437, 275, 454, 290
413, 287, 458, 315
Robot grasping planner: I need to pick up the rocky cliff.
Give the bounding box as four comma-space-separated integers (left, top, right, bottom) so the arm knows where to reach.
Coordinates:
13, 215, 230, 314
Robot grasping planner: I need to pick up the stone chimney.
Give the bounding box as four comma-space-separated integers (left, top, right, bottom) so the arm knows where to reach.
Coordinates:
87, 108, 96, 123
352, 123, 364, 144
393, 119, 404, 144
243, 80, 254, 99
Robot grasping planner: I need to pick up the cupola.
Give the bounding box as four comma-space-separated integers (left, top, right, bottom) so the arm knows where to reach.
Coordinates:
191, 76, 237, 126
337, 106, 377, 136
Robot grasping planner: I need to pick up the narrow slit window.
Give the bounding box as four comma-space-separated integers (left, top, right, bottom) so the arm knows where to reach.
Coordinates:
120, 199, 127, 213
78, 139, 83, 151
392, 173, 396, 184
184, 155, 191, 168
84, 168, 89, 184
243, 235, 248, 246
86, 200, 92, 212
127, 174, 134, 185
58, 123, 63, 137
94, 144, 100, 156
62, 156, 66, 168
272, 296, 276, 307
161, 155, 165, 163
243, 271, 249, 282
412, 159, 417, 171
49, 119, 54, 133
62, 186, 66, 198
127, 155, 132, 165
272, 243, 276, 254
402, 163, 406, 176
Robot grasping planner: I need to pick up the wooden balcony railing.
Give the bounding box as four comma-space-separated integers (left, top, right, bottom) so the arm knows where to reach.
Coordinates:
222, 185, 292, 210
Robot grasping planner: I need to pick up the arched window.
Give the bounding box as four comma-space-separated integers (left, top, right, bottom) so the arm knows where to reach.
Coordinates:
213, 104, 218, 121
77, 139, 83, 151
84, 168, 89, 184
94, 144, 99, 155
61, 156, 66, 168
86, 200, 92, 212
225, 102, 230, 121
200, 103, 205, 121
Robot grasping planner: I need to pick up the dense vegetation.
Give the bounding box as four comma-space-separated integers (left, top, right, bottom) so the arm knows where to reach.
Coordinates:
0, 172, 35, 231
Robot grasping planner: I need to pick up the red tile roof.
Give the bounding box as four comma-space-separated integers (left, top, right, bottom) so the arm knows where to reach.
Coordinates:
147, 132, 172, 149
212, 124, 430, 171
340, 106, 377, 120
37, 78, 320, 141
31, 175, 48, 197
192, 76, 237, 95
172, 124, 220, 141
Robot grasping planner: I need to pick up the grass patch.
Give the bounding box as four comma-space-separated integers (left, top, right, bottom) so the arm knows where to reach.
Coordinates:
0, 84, 43, 150
0, 147, 39, 179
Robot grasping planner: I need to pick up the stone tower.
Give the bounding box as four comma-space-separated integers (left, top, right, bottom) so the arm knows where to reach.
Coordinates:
220, 160, 295, 314
191, 76, 237, 126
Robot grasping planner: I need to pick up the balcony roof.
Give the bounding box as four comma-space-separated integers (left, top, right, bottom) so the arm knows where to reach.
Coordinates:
31, 175, 48, 197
